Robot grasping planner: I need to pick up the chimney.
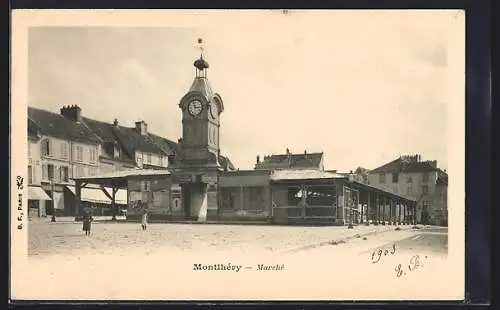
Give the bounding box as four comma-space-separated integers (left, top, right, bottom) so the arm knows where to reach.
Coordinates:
113, 118, 119, 127
286, 148, 290, 155
135, 120, 148, 135
60, 105, 82, 122
256, 155, 260, 164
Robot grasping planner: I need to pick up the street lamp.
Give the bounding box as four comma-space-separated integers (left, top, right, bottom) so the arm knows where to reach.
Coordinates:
50, 178, 56, 222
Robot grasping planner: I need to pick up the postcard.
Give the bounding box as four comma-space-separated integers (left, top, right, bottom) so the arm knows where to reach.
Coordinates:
11, 9, 465, 301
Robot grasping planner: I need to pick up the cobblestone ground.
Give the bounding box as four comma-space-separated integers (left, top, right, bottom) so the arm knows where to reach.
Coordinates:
17, 221, 455, 300
28, 219, 408, 257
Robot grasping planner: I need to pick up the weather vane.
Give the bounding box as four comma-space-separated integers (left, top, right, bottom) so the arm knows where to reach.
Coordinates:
197, 38, 204, 57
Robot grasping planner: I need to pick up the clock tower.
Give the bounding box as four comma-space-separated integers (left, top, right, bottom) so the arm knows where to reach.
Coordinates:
171, 39, 224, 222
178, 54, 223, 166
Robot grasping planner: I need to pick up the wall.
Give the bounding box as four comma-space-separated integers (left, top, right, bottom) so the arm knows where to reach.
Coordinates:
71, 140, 99, 178
28, 138, 42, 186
38, 135, 99, 184
135, 150, 168, 168
219, 172, 270, 187
367, 170, 442, 224
127, 176, 171, 215
99, 158, 136, 174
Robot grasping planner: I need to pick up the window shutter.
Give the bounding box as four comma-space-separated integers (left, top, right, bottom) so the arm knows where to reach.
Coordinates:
54, 166, 60, 181
42, 164, 48, 180
41, 140, 47, 155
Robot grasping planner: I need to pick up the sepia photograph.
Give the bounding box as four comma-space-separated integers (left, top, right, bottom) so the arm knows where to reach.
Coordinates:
11, 10, 465, 300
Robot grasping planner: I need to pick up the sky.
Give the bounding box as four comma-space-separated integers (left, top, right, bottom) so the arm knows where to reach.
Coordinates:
27, 10, 462, 172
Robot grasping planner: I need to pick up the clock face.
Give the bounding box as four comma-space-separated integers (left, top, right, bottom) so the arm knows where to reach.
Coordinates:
188, 100, 203, 116
209, 102, 218, 119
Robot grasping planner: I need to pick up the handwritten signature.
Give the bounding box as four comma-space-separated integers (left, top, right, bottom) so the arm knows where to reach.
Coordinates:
371, 244, 396, 263
395, 255, 427, 277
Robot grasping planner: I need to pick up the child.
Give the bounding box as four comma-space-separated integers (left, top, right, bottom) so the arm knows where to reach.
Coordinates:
141, 211, 148, 231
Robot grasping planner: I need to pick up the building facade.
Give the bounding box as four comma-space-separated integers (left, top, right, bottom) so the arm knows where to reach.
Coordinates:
30, 43, 420, 226
367, 154, 448, 225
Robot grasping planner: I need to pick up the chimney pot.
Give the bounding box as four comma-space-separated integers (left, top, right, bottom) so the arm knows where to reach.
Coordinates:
60, 104, 82, 122
113, 118, 119, 126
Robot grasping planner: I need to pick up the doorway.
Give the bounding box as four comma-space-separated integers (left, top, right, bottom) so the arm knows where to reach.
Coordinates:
182, 184, 192, 219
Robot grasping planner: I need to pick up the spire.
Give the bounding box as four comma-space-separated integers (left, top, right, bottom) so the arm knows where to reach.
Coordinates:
194, 38, 209, 78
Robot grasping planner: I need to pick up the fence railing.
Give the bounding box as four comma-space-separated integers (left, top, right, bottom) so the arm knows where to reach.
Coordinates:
273, 205, 336, 219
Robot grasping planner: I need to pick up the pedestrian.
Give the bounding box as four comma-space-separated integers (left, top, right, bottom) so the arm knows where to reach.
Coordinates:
83, 209, 93, 236
141, 210, 148, 231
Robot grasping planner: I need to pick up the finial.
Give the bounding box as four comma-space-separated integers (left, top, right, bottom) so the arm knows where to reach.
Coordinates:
197, 38, 204, 57
194, 38, 209, 74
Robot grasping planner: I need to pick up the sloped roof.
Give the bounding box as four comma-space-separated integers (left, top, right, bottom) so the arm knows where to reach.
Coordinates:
437, 169, 448, 185
256, 152, 323, 169
29, 106, 237, 171
270, 169, 345, 181
147, 133, 179, 156
28, 107, 101, 144
218, 155, 236, 171
81, 117, 135, 163
354, 167, 370, 174
188, 77, 214, 102
73, 168, 170, 181
110, 126, 165, 157
371, 157, 439, 173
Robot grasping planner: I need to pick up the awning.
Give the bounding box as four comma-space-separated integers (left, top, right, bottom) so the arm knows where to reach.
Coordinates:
66, 186, 127, 204
28, 186, 52, 201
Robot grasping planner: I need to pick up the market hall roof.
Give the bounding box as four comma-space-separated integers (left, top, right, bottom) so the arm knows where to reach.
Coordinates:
72, 169, 170, 182
270, 169, 345, 181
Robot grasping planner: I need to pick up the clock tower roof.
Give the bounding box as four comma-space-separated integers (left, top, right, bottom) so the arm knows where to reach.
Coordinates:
188, 77, 214, 102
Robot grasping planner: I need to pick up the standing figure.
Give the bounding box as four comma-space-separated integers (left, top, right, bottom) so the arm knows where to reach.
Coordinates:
83, 210, 93, 236
141, 211, 148, 231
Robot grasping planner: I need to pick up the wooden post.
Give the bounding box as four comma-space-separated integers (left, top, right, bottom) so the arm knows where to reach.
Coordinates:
375, 193, 380, 225
240, 185, 244, 210
360, 191, 364, 224
381, 196, 385, 225
397, 201, 401, 225
404, 202, 408, 225
365, 191, 370, 225
389, 197, 393, 225
75, 180, 82, 216
413, 202, 417, 225
301, 185, 306, 220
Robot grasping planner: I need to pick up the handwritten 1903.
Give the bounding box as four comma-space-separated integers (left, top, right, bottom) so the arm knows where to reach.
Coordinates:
371, 244, 397, 264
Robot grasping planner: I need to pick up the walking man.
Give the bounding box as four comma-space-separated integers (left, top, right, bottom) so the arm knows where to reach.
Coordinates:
83, 209, 93, 236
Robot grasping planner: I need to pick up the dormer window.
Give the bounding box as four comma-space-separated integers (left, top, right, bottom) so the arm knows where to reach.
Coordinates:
114, 145, 120, 159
